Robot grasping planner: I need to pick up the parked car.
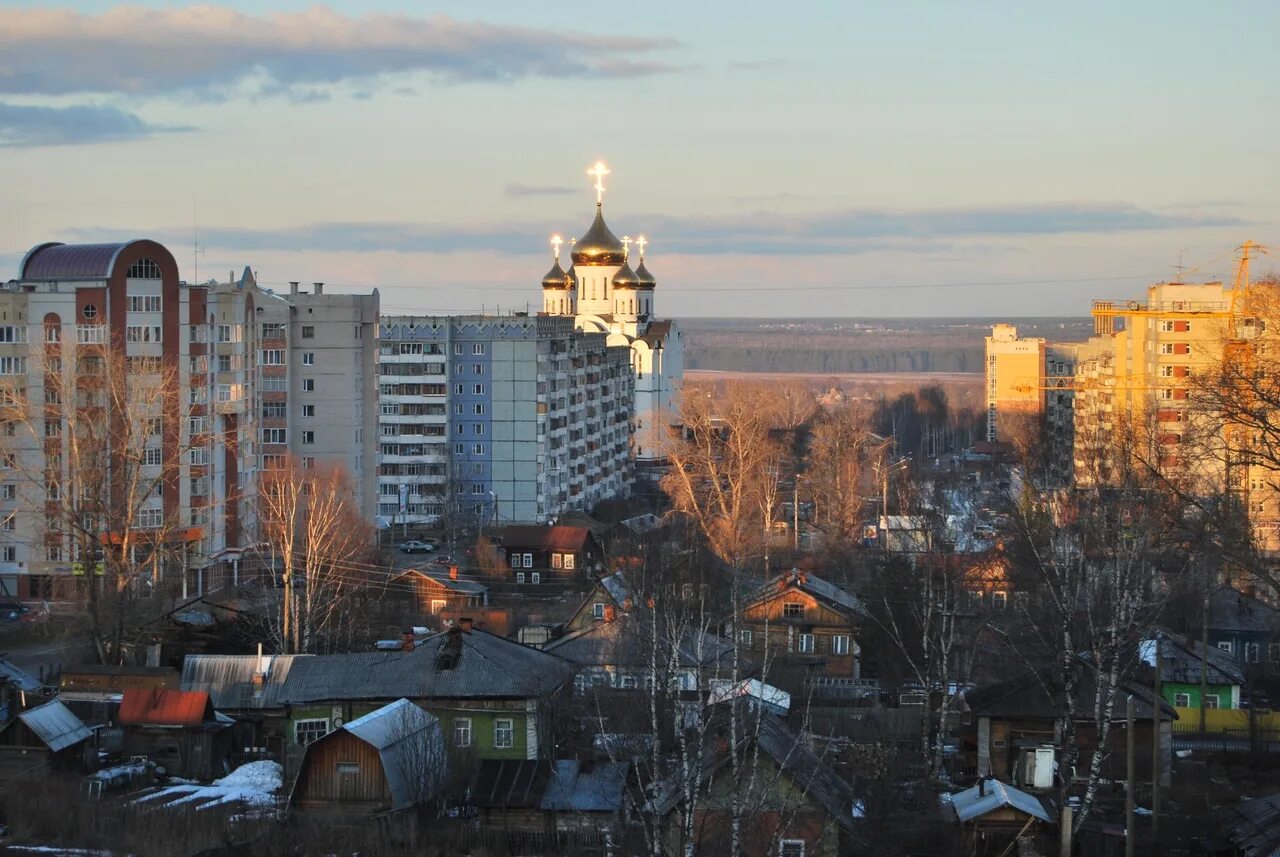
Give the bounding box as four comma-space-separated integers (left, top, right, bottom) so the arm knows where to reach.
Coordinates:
0, 599, 29, 622
398, 540, 436, 554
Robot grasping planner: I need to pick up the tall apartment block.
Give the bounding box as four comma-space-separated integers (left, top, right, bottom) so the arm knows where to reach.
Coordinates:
377, 314, 634, 527
983, 324, 1046, 443
0, 240, 377, 601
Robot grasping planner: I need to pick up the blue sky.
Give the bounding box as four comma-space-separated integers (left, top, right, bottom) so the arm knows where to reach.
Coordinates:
1, 1, 1276, 317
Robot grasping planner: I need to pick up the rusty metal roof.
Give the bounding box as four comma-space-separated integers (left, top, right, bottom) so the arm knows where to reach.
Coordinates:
20, 242, 132, 280
119, 688, 215, 727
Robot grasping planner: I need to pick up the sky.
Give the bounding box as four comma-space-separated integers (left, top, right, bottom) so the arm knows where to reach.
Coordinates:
0, 1, 1276, 318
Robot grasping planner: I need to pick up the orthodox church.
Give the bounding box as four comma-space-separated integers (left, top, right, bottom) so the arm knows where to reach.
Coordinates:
539, 162, 683, 463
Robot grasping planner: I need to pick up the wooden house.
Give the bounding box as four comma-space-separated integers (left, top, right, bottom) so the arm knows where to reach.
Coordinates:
181, 652, 308, 761
0, 699, 92, 774
388, 566, 488, 618
118, 688, 232, 780
648, 709, 867, 857
498, 525, 601, 585
58, 664, 179, 725
735, 569, 866, 684
290, 698, 444, 816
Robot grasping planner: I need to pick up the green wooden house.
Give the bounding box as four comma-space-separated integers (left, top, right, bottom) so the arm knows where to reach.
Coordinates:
278, 625, 577, 773
1146, 630, 1245, 711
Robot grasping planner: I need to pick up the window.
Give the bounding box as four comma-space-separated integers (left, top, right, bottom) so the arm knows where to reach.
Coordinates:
0, 326, 26, 344
832, 634, 851, 656
430, 599, 446, 615
82, 304, 98, 320
992, 591, 1008, 609
780, 841, 805, 857
453, 344, 463, 356
493, 718, 514, 749
45, 326, 60, 344
1218, 640, 1234, 654
1, 546, 14, 563
1204, 694, 1220, 710
259, 349, 285, 365
295, 719, 329, 746
593, 602, 605, 619
262, 428, 287, 444
216, 324, 239, 343
144, 447, 162, 467
0, 357, 27, 375
1246, 642, 1261, 664
302, 404, 315, 418
262, 402, 286, 420
473, 384, 485, 395
302, 457, 315, 469
739, 629, 753, 647
261, 323, 284, 338
302, 379, 315, 392
127, 295, 162, 312
551, 553, 563, 569
783, 602, 805, 619
336, 762, 359, 776
302, 326, 315, 339
2, 514, 14, 532
531, 572, 541, 584
1, 484, 14, 501
1173, 692, 1191, 707
516, 572, 526, 584
522, 553, 533, 568
301, 431, 315, 444
473, 364, 484, 375
454, 383, 464, 395
126, 258, 161, 279
302, 352, 315, 366
474, 424, 485, 436
562, 553, 575, 570
798, 633, 815, 654
473, 403, 486, 415
472, 343, 485, 355
190, 477, 208, 497
473, 444, 485, 455
136, 508, 163, 529
453, 717, 472, 748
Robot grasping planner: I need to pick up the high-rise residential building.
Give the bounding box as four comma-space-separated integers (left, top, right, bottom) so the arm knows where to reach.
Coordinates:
0, 241, 378, 601
377, 314, 633, 527
983, 324, 1046, 444
539, 163, 683, 464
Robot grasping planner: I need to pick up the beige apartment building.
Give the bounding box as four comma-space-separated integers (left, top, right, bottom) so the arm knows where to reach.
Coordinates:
0, 241, 378, 602
984, 324, 1046, 444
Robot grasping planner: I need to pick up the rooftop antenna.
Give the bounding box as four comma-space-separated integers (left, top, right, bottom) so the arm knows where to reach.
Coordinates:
1172, 248, 1189, 283
193, 227, 206, 284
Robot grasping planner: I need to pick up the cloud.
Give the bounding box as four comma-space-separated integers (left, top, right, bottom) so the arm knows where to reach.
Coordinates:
0, 6, 682, 99
503, 183, 578, 199
59, 202, 1244, 258
0, 101, 190, 147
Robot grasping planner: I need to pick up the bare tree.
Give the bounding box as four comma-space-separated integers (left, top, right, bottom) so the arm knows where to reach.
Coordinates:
257, 456, 374, 653
807, 403, 884, 544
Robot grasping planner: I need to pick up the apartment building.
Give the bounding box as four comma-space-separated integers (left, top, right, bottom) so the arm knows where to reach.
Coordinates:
0, 241, 378, 601
377, 314, 634, 527
983, 324, 1046, 444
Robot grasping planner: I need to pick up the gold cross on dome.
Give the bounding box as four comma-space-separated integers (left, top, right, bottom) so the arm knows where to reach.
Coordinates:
587, 161, 610, 205
636, 235, 647, 259
622, 235, 632, 259
550, 234, 563, 261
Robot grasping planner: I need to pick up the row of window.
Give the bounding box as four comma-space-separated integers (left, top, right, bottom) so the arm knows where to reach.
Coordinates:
295, 716, 514, 750
262, 428, 318, 444
737, 628, 853, 655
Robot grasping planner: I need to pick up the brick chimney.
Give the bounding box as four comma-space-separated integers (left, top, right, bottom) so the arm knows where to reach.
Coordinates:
603, 605, 616, 623
449, 565, 459, 581
401, 631, 415, 653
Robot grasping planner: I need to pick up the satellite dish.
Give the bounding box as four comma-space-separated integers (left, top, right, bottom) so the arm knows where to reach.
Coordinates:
333, 717, 344, 728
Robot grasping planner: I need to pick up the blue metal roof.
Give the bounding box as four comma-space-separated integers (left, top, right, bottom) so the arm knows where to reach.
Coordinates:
20, 242, 132, 280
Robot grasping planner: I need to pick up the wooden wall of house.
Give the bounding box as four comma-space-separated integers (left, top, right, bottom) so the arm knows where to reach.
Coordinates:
740, 589, 859, 677
294, 732, 390, 811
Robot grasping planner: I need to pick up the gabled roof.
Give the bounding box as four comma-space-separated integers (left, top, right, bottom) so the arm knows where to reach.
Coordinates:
648, 710, 865, 841
341, 699, 444, 811
540, 760, 628, 812
1218, 793, 1280, 857
947, 779, 1051, 823
546, 611, 735, 672
1210, 586, 1280, 635
181, 654, 308, 710
391, 567, 488, 596
745, 569, 866, 618
964, 663, 1177, 722
0, 658, 43, 693
16, 699, 92, 752
501, 524, 590, 553
1142, 630, 1245, 686
119, 688, 216, 727
280, 628, 577, 703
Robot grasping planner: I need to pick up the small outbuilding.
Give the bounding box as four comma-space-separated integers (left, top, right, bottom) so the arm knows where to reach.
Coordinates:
945, 777, 1053, 856
290, 698, 445, 816
0, 699, 92, 773
118, 687, 231, 780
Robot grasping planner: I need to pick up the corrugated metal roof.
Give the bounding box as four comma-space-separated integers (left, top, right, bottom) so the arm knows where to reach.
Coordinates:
545, 611, 735, 671
472, 759, 548, 808
747, 569, 866, 617
119, 688, 214, 727
1211, 585, 1279, 634
181, 654, 307, 710
1218, 793, 1280, 857
540, 760, 628, 812
21, 242, 131, 280
280, 629, 576, 704
392, 567, 488, 595
948, 779, 1051, 823
0, 658, 43, 692
321, 699, 443, 811
18, 699, 92, 752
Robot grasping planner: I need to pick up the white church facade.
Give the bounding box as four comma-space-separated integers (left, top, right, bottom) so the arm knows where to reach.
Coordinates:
539, 163, 683, 464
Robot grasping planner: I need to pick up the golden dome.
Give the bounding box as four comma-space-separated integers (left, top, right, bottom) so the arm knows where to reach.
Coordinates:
634, 259, 656, 288
571, 205, 626, 266
541, 258, 570, 289
612, 259, 641, 288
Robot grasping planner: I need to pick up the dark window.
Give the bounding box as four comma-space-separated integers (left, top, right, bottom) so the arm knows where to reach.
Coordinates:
126, 258, 161, 279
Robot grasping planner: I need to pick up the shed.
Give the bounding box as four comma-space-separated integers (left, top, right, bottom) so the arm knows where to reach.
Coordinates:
947, 778, 1051, 824
1217, 793, 1280, 857
0, 699, 92, 773
118, 688, 230, 780
540, 759, 629, 832
290, 698, 444, 815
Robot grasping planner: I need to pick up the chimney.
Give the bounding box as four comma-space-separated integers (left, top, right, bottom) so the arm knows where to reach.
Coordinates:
401, 631, 415, 653
313, 282, 324, 295
459, 617, 473, 633
603, 605, 616, 623
622, 597, 634, 612
252, 643, 267, 692
449, 565, 459, 581
289, 281, 299, 295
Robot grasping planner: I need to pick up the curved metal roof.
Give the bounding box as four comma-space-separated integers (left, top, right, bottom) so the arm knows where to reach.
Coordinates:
20, 241, 133, 280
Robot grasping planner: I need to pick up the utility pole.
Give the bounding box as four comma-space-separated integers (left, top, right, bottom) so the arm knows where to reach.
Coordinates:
1126, 695, 1136, 857
1060, 803, 1073, 857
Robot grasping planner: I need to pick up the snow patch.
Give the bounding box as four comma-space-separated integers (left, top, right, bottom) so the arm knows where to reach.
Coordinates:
133, 760, 282, 811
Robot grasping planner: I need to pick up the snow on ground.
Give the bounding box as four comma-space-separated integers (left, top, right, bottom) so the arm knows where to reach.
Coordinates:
132, 760, 282, 811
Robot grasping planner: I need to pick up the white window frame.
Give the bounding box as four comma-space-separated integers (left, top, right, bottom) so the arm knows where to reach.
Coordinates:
1174, 692, 1191, 707
1204, 694, 1220, 710
780, 840, 805, 857
832, 634, 850, 656
453, 717, 472, 748
493, 718, 514, 750
592, 602, 605, 619
295, 718, 329, 746
562, 553, 575, 570
551, 553, 563, 569
798, 633, 815, 654
516, 572, 526, 584
302, 352, 315, 366
531, 572, 541, 584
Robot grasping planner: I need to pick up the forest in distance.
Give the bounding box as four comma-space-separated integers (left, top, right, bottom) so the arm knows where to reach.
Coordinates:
683, 316, 1094, 376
